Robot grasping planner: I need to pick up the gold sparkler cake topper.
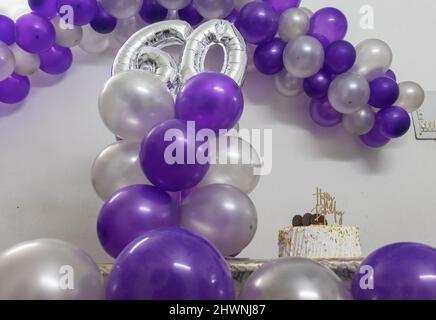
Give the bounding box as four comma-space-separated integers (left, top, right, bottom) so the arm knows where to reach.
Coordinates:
311, 187, 345, 225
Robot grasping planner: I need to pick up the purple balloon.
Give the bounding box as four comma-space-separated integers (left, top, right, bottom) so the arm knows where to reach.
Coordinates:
352, 243, 436, 300
303, 70, 332, 99
308, 7, 348, 47
236, 2, 279, 45
140, 119, 209, 192
175, 73, 244, 132
178, 1, 204, 25
39, 44, 73, 74
28, 0, 57, 19
15, 13, 55, 54
106, 227, 235, 300
385, 69, 397, 81
97, 184, 180, 258
0, 73, 31, 104
310, 98, 343, 127
360, 124, 390, 148
139, 0, 168, 24
0, 15, 16, 45
262, 0, 301, 15
58, 0, 98, 26
90, 3, 117, 34
254, 38, 285, 75
376, 106, 411, 139
324, 40, 356, 75
369, 77, 400, 109
224, 9, 238, 24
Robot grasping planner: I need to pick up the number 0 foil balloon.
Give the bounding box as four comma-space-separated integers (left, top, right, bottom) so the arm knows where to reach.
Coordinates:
180, 19, 248, 86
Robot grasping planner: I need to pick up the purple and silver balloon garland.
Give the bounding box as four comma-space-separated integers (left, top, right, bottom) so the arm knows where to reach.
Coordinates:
0, 0, 425, 149
0, 0, 430, 300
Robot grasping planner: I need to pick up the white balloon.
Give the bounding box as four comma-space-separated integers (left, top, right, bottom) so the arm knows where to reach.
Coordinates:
0, 42, 15, 81
395, 81, 425, 113
92, 141, 151, 200
79, 25, 111, 54
275, 69, 303, 97
343, 105, 375, 135
234, 0, 258, 11
98, 70, 175, 142
100, 0, 143, 19
157, 0, 191, 10
193, 0, 235, 19
279, 8, 310, 42
9, 44, 40, 76
113, 15, 147, 45
283, 36, 324, 79
299, 7, 313, 18
51, 16, 83, 48
0, 239, 104, 300
197, 136, 261, 194
351, 39, 393, 81
328, 72, 370, 114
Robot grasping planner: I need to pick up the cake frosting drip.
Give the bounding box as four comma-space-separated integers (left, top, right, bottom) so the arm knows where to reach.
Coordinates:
278, 225, 362, 259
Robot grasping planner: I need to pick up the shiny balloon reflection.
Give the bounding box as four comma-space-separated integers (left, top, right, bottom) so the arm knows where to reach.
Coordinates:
0, 239, 104, 300
181, 184, 257, 257
240, 257, 352, 300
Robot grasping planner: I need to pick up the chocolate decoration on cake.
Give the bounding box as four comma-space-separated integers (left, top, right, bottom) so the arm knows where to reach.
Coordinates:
292, 215, 303, 227
302, 213, 312, 226
311, 214, 327, 225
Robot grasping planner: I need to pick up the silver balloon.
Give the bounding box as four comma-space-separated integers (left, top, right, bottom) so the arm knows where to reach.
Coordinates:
197, 136, 261, 194
283, 35, 324, 79
234, 0, 258, 11
0, 41, 15, 81
0, 239, 104, 300
193, 0, 235, 19
275, 69, 303, 97
395, 81, 425, 113
157, 0, 191, 10
181, 184, 258, 257
100, 0, 143, 19
278, 8, 310, 42
51, 16, 83, 48
113, 20, 193, 91
300, 7, 313, 18
113, 15, 147, 45
328, 72, 370, 114
99, 70, 175, 142
180, 19, 247, 86
92, 141, 151, 200
240, 257, 352, 300
351, 39, 393, 81
9, 44, 40, 76
343, 105, 375, 135
79, 25, 111, 54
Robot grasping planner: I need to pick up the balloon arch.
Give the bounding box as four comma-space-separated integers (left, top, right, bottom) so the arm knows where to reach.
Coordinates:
0, 0, 431, 301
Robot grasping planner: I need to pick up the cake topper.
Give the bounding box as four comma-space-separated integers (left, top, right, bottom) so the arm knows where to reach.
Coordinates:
311, 187, 345, 225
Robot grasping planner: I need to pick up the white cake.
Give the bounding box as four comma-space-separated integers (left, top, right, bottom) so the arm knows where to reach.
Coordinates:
278, 225, 362, 259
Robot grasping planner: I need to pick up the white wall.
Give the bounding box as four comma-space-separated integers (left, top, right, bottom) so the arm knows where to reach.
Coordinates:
1, 0, 435, 263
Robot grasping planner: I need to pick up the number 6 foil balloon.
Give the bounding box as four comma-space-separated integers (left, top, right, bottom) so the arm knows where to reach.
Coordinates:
112, 19, 247, 93
112, 20, 194, 92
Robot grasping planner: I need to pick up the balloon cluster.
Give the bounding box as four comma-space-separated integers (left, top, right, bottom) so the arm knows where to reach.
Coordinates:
239, 2, 425, 148
94, 15, 261, 299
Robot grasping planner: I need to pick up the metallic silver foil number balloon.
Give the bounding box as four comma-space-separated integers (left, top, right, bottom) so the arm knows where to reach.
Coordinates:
180, 19, 247, 85
112, 19, 247, 91
113, 20, 194, 92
